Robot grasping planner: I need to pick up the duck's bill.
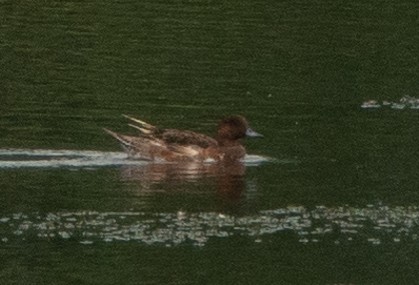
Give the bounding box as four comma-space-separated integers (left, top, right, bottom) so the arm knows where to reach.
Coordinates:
246, 128, 264, 138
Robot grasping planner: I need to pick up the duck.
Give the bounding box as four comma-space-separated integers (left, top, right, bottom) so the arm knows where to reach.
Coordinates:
104, 115, 263, 162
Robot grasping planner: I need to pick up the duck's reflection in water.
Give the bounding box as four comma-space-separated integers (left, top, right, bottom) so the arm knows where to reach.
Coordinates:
119, 160, 251, 212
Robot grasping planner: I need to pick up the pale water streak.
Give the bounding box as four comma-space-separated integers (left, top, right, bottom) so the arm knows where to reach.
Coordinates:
0, 148, 273, 168
361, 96, 419, 109
0, 149, 142, 168
1, 204, 418, 247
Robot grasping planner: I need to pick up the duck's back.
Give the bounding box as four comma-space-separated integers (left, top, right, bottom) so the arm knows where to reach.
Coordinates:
156, 129, 218, 149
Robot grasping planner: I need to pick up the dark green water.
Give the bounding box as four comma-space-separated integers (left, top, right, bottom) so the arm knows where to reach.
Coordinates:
2, 0, 419, 284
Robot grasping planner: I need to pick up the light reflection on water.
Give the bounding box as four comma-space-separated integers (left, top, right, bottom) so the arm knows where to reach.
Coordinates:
1, 204, 418, 247
0, 148, 276, 210
2, 149, 417, 247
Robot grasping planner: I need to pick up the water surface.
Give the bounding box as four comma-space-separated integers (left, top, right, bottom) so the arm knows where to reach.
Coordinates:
1, 0, 419, 284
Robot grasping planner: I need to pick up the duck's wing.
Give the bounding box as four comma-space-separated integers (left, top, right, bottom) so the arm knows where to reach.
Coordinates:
123, 115, 218, 149
104, 128, 209, 161
159, 129, 218, 149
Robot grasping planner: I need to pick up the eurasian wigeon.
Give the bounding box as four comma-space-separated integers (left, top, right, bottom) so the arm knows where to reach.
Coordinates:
104, 115, 262, 162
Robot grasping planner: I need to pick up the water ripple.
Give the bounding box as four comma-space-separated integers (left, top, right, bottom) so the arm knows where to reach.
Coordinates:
0, 149, 272, 169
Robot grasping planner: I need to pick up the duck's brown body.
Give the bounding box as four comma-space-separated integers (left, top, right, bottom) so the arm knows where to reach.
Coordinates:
104, 115, 262, 162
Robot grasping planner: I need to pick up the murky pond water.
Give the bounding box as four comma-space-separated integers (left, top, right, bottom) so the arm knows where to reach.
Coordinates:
2, 0, 419, 284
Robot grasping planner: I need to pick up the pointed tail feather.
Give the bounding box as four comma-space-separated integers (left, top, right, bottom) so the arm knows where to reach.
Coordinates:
103, 128, 132, 148
104, 128, 161, 160
122, 115, 155, 130
127, 124, 152, 134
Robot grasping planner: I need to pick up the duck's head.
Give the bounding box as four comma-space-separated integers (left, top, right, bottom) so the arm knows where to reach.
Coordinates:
216, 115, 263, 144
